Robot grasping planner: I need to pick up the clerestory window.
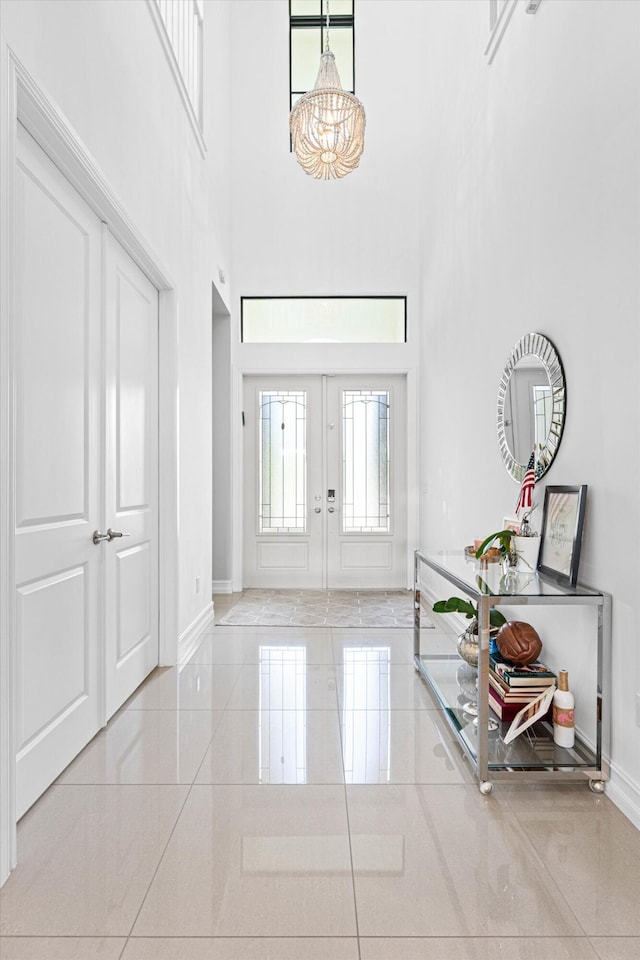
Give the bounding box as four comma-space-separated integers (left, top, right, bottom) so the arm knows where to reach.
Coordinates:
241, 297, 406, 344
290, 0, 355, 114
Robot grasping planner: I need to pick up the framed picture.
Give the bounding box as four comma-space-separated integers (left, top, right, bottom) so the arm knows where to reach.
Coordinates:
538, 485, 587, 586
503, 684, 556, 745
502, 517, 520, 533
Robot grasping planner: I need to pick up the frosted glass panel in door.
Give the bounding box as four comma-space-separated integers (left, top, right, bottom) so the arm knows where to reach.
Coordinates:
533, 385, 552, 454
259, 391, 307, 533
342, 390, 390, 533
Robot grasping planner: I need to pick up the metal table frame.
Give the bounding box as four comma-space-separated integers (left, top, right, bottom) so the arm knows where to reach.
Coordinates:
414, 550, 611, 793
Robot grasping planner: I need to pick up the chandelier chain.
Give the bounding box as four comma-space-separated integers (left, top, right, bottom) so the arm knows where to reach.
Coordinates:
325, 0, 330, 53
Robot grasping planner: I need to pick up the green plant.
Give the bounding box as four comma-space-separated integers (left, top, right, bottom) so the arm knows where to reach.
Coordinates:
474, 529, 516, 560
432, 596, 507, 630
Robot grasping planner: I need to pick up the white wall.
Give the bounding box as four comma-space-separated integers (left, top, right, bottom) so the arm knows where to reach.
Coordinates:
418, 0, 640, 823
0, 0, 232, 637
228, 0, 427, 300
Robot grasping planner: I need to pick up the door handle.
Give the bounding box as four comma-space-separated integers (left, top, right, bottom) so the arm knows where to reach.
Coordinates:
314, 507, 322, 513
107, 528, 129, 541
328, 506, 335, 513
92, 529, 130, 544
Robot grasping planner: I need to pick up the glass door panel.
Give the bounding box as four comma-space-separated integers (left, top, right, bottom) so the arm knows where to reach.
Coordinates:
342, 389, 390, 533
259, 390, 307, 533
326, 375, 406, 589
243, 376, 323, 588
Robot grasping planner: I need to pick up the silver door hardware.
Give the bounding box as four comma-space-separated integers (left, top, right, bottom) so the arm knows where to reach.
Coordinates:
328, 507, 335, 513
314, 507, 322, 513
92, 528, 129, 544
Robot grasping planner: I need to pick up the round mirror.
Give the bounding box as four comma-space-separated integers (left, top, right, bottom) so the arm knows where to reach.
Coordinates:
497, 332, 565, 483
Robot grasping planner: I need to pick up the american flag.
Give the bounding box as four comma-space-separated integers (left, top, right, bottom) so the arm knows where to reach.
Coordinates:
516, 452, 536, 517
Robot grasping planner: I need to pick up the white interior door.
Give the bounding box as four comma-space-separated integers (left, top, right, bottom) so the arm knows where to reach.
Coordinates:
14, 124, 102, 817
103, 233, 159, 720
243, 375, 407, 589
14, 127, 160, 816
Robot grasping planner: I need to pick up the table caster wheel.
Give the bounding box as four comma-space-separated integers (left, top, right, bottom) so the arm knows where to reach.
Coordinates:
479, 781, 493, 796
589, 779, 605, 794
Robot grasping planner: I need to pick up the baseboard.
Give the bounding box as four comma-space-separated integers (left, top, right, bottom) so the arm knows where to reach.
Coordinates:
212, 579, 233, 595
605, 762, 640, 831
177, 601, 214, 665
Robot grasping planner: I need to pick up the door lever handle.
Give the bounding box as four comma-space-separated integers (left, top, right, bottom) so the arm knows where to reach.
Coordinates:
92, 529, 129, 544
107, 528, 129, 540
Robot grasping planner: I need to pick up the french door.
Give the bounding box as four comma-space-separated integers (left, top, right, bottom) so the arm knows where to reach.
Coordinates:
14, 124, 159, 817
243, 375, 407, 589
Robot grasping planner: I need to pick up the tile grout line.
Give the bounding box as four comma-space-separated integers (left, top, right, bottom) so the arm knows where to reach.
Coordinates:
332, 626, 363, 960
117, 778, 194, 953
119, 626, 246, 949
499, 790, 593, 940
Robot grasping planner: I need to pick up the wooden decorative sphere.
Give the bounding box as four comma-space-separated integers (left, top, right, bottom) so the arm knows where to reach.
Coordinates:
496, 621, 542, 665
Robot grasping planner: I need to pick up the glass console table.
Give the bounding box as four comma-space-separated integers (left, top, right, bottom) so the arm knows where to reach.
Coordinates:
414, 550, 611, 794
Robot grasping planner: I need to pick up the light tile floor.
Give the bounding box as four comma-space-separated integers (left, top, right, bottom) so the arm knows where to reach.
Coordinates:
1, 596, 639, 959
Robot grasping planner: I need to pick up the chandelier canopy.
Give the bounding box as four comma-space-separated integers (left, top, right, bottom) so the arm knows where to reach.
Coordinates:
289, 9, 365, 181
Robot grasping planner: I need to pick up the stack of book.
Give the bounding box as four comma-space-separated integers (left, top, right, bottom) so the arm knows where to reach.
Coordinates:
488, 652, 557, 721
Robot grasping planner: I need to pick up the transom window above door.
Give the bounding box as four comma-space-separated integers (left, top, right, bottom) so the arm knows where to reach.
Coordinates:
241, 297, 406, 343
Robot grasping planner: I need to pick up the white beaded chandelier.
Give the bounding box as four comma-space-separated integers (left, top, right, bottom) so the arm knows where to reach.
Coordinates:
289, 2, 365, 181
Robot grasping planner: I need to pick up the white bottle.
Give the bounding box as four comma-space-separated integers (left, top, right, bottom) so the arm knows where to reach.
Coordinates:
553, 670, 575, 748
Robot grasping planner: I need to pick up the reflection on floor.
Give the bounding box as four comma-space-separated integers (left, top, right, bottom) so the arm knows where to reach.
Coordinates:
217, 588, 417, 628
0, 605, 638, 959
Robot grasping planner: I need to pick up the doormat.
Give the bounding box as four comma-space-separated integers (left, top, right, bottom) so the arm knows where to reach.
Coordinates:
216, 588, 428, 628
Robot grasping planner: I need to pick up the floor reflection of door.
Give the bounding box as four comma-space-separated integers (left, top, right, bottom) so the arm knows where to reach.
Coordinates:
259, 645, 307, 783
243, 375, 407, 589
341, 647, 391, 783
